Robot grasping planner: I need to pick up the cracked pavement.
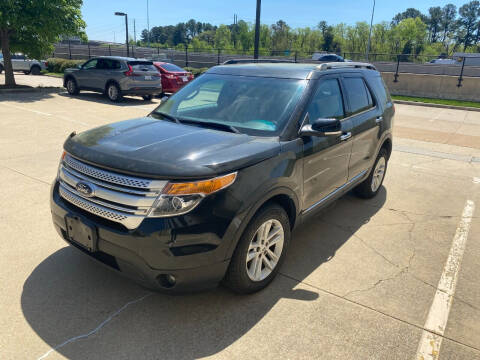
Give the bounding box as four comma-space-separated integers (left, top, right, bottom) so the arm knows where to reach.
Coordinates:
0, 90, 479, 360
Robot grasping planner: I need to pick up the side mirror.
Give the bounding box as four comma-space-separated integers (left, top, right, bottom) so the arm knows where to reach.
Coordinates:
77, 64, 82, 69
299, 118, 342, 137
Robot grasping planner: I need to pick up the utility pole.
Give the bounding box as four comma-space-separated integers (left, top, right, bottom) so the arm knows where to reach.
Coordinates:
366, 0, 375, 61
147, 0, 150, 47
253, 0, 261, 59
113, 31, 116, 43
134, 19, 136, 43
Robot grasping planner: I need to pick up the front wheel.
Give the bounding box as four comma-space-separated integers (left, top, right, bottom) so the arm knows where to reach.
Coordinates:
142, 95, 153, 101
66, 78, 79, 95
224, 203, 290, 294
354, 148, 388, 199
23, 70, 31, 75
106, 83, 122, 102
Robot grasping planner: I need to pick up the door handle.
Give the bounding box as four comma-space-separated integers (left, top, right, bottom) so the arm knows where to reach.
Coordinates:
340, 132, 352, 141
375, 116, 383, 124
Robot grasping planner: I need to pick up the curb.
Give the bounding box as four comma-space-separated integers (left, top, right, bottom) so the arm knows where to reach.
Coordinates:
0, 87, 64, 94
393, 99, 480, 112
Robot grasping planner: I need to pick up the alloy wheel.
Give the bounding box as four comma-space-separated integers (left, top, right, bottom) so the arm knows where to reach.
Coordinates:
246, 219, 284, 282
371, 156, 386, 192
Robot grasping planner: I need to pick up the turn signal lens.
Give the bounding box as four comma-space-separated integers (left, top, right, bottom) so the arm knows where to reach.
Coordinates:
163, 173, 237, 195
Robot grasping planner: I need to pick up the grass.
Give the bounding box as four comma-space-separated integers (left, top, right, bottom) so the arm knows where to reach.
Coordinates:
392, 95, 480, 109
41, 71, 64, 78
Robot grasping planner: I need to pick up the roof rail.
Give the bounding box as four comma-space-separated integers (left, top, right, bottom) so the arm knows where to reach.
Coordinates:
222, 58, 295, 65
316, 62, 377, 71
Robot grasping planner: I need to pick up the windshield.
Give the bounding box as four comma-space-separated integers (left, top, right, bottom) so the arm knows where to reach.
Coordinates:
153, 73, 306, 136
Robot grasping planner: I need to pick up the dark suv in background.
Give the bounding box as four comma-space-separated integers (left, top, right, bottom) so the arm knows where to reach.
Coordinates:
51, 62, 394, 294
63, 56, 162, 102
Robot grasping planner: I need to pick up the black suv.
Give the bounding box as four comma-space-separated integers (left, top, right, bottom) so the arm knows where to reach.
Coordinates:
50, 62, 394, 294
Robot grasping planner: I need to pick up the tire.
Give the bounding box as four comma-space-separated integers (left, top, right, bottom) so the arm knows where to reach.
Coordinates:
23, 70, 31, 75
65, 78, 79, 95
142, 95, 153, 101
106, 83, 123, 102
354, 148, 388, 199
30, 65, 41, 75
224, 203, 291, 294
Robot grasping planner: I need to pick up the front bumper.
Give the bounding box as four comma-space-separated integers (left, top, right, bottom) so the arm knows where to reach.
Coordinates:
50, 181, 231, 293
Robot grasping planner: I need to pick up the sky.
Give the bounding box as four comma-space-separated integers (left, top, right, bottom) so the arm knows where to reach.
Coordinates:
83, 0, 468, 43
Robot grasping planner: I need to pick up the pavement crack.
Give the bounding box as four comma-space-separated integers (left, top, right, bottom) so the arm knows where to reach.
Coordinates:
36, 293, 152, 360
342, 250, 416, 299
0, 164, 50, 185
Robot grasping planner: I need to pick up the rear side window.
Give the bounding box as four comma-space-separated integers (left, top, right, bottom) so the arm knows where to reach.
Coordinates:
343, 77, 374, 114
128, 61, 157, 71
368, 75, 392, 107
306, 78, 345, 121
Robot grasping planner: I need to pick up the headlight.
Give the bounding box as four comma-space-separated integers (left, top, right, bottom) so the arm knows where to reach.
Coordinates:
148, 172, 237, 217
56, 150, 67, 179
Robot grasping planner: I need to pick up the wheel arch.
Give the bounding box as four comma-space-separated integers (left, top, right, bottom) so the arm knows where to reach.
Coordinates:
63, 74, 76, 87
104, 79, 121, 93
223, 187, 299, 261
380, 137, 392, 159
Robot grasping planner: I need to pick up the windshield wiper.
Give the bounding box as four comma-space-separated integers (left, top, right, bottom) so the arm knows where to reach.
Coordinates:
180, 119, 240, 134
150, 111, 180, 124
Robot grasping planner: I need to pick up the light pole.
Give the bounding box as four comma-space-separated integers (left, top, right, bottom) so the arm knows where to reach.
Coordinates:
147, 0, 150, 47
253, 0, 261, 59
366, 0, 375, 61
115, 12, 129, 57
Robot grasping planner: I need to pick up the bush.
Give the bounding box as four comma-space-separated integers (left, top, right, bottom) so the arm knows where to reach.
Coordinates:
184, 67, 209, 76
46, 58, 84, 73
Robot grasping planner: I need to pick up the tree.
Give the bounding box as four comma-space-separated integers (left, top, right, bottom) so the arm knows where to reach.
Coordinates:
0, 0, 85, 86
427, 7, 442, 42
458, 1, 480, 50
392, 8, 427, 26
395, 17, 428, 55
440, 4, 458, 44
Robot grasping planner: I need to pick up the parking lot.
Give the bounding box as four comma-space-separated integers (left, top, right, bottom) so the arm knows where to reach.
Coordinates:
0, 87, 479, 359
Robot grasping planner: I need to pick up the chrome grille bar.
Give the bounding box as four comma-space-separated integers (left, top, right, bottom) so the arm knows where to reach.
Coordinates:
58, 154, 167, 229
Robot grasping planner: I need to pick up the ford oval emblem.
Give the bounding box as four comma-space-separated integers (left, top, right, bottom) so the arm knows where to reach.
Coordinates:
76, 182, 95, 197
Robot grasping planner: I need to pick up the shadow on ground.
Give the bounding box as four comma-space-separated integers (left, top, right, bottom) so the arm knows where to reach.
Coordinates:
0, 88, 60, 102
22, 189, 385, 359
57, 92, 159, 106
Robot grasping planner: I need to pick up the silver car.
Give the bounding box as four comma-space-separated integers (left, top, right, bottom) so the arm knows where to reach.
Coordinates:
63, 56, 162, 102
0, 53, 47, 75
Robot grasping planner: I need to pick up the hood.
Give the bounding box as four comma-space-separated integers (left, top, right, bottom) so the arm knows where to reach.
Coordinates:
64, 117, 280, 179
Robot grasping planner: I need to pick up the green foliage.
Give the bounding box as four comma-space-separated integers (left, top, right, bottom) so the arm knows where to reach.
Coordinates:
0, 0, 86, 59
46, 58, 84, 73
184, 67, 208, 76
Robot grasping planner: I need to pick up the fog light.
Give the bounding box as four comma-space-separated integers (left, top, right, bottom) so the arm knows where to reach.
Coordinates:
157, 274, 176, 288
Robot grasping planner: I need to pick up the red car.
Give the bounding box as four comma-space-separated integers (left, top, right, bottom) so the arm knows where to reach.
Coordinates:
153, 62, 194, 94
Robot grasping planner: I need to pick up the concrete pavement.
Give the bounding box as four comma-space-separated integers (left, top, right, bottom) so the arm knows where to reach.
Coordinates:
0, 91, 479, 359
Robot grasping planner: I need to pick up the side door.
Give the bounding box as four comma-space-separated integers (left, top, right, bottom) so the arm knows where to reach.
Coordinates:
301, 76, 355, 211
75, 58, 98, 88
341, 75, 383, 179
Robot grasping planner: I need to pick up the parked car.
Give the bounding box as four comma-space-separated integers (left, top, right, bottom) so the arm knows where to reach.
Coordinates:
50, 61, 393, 294
153, 62, 194, 94
427, 58, 457, 65
0, 53, 47, 75
312, 53, 345, 62
63, 56, 162, 102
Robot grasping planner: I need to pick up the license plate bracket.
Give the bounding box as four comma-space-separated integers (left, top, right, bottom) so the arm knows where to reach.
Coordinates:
181, 76, 188, 82
65, 215, 98, 252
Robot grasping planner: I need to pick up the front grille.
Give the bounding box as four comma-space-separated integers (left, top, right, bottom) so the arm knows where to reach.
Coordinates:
59, 154, 167, 229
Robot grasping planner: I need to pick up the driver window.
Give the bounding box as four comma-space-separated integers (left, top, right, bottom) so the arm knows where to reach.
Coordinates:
306, 78, 345, 121
83, 59, 98, 70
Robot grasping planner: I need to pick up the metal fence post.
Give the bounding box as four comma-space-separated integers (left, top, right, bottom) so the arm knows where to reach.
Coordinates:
217, 48, 221, 65
294, 51, 297, 63
157, 46, 160, 55
394, 55, 400, 82
88, 43, 91, 59
68, 40, 72, 59
109, 45, 111, 56
185, 44, 188, 67
457, 57, 466, 87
